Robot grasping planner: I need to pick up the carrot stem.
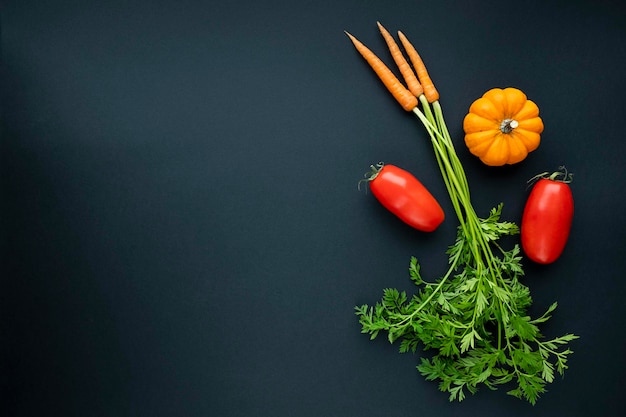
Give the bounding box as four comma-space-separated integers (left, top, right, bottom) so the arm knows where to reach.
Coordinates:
345, 31, 418, 111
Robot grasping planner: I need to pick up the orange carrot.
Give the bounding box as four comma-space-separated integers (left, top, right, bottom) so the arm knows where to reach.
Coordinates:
345, 31, 418, 111
398, 31, 439, 103
376, 22, 423, 97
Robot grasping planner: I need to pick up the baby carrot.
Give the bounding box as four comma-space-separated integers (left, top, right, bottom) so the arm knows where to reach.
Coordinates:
345, 31, 418, 111
376, 22, 423, 97
398, 31, 439, 103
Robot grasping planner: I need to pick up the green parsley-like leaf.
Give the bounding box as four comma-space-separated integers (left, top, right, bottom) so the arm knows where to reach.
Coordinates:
354, 204, 579, 404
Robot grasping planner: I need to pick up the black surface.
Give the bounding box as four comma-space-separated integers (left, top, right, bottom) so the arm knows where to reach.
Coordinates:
2, 0, 626, 416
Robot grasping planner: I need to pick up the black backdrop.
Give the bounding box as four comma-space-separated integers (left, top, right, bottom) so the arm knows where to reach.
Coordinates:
2, 1, 626, 416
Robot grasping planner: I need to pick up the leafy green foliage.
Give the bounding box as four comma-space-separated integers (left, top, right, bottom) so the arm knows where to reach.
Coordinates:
355, 206, 578, 405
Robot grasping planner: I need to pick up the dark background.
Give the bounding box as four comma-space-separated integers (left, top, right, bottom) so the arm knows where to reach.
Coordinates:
2, 0, 625, 416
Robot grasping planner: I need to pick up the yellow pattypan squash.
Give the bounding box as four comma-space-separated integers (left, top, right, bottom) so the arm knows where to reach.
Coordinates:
463, 87, 544, 166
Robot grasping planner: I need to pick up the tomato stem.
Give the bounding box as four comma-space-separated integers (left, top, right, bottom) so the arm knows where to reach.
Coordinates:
527, 165, 574, 186
358, 162, 386, 191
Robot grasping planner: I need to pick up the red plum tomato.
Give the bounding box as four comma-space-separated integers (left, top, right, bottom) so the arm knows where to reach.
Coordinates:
364, 163, 444, 232
521, 174, 574, 264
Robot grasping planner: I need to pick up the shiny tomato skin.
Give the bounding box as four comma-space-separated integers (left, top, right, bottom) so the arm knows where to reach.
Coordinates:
369, 164, 444, 232
521, 179, 574, 264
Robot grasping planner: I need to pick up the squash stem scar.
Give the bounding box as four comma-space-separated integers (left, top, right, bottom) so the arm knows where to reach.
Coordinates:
500, 119, 519, 134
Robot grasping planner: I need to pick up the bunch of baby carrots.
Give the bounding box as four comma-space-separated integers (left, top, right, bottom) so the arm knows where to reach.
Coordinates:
348, 23, 578, 404
346, 22, 438, 110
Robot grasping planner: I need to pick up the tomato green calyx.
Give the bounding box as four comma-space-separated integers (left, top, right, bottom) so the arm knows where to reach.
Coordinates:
499, 118, 519, 134
358, 162, 385, 191
527, 166, 574, 187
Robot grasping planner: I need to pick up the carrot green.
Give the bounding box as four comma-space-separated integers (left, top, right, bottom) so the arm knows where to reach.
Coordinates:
349, 24, 578, 404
